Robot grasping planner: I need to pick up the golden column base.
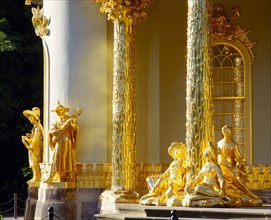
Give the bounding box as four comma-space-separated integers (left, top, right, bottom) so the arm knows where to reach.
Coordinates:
100, 189, 140, 204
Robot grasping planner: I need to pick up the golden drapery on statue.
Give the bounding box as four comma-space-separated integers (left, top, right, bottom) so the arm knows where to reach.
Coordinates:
182, 142, 230, 207
217, 125, 262, 206
182, 126, 262, 207
43, 101, 81, 183
22, 107, 43, 183
140, 142, 186, 206
141, 126, 263, 207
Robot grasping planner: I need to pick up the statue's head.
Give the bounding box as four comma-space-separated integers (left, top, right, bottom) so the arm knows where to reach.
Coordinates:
221, 125, 233, 138
168, 142, 186, 160
23, 107, 40, 123
204, 142, 217, 162
51, 101, 70, 115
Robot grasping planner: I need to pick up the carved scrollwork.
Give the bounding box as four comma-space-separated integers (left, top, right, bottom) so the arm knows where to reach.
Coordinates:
212, 3, 256, 61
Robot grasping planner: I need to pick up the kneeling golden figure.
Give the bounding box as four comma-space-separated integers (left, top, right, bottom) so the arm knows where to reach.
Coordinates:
140, 142, 186, 206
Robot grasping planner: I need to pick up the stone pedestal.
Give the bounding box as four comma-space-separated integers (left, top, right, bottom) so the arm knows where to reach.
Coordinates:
34, 187, 77, 220
24, 185, 39, 220
34, 186, 104, 220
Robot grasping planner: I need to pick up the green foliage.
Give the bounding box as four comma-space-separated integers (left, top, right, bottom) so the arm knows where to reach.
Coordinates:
0, 18, 16, 52
0, 0, 43, 201
21, 165, 33, 179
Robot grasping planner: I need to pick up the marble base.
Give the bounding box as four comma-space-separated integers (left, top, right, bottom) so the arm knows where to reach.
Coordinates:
34, 187, 105, 220
24, 186, 39, 220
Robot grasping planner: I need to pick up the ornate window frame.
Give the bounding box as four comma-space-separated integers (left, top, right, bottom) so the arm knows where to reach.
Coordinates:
211, 4, 256, 164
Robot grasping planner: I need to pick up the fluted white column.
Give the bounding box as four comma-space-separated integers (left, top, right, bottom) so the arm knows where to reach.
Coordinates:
42, 0, 108, 163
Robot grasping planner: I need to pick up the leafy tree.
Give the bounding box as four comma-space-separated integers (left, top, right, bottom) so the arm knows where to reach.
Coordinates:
0, 0, 43, 203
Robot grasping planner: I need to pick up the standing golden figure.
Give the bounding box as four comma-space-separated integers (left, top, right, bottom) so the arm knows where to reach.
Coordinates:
140, 142, 186, 206
217, 125, 262, 206
44, 101, 81, 183
182, 142, 230, 207
22, 107, 43, 183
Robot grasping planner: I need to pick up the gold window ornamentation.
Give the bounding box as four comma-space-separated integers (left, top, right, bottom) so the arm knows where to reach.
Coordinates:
211, 3, 255, 163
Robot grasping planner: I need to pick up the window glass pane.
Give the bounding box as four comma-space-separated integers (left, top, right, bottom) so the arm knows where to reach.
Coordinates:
212, 44, 246, 157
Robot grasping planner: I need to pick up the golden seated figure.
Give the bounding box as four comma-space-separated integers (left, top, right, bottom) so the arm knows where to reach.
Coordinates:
182, 142, 231, 207
140, 142, 186, 206
217, 125, 262, 206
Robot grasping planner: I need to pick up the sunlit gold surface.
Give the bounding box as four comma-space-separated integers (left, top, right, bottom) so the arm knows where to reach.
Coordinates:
217, 125, 262, 206
25, 0, 43, 6
211, 4, 256, 163
31, 6, 49, 38
185, 0, 213, 184
43, 101, 81, 184
94, 0, 152, 199
75, 163, 271, 191
183, 142, 230, 207
22, 107, 43, 183
211, 3, 256, 61
140, 142, 186, 206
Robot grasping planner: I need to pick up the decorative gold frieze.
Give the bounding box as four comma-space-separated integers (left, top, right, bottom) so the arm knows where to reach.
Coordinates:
247, 164, 271, 190
75, 163, 271, 191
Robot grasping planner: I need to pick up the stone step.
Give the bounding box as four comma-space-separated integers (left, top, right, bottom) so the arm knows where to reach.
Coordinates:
253, 190, 271, 204
96, 204, 271, 220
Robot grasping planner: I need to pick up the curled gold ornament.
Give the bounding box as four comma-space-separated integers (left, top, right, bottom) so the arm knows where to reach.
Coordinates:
31, 6, 50, 38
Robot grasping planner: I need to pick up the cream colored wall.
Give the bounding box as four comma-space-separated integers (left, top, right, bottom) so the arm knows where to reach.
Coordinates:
212, 0, 271, 164
136, 0, 187, 163
104, 0, 270, 164
133, 0, 271, 164
43, 1, 108, 163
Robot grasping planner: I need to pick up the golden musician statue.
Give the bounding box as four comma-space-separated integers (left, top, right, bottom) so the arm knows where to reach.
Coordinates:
43, 101, 81, 183
140, 142, 186, 206
22, 107, 43, 183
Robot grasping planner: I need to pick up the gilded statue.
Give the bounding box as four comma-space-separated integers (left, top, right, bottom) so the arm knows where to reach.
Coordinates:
22, 107, 43, 183
43, 101, 81, 183
140, 142, 186, 206
182, 142, 230, 207
217, 125, 262, 206
31, 6, 50, 38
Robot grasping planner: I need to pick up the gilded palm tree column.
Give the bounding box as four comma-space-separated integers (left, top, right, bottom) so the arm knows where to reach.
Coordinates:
185, 0, 213, 184
94, 0, 153, 203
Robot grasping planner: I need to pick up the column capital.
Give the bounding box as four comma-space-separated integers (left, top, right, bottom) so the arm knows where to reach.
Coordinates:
94, 0, 153, 24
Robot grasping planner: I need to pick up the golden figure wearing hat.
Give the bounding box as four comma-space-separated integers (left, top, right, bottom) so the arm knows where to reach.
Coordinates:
182, 142, 231, 207
44, 101, 81, 183
217, 125, 262, 206
22, 107, 43, 183
140, 142, 186, 206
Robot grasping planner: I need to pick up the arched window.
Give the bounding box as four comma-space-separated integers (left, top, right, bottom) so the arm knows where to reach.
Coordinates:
211, 4, 255, 163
